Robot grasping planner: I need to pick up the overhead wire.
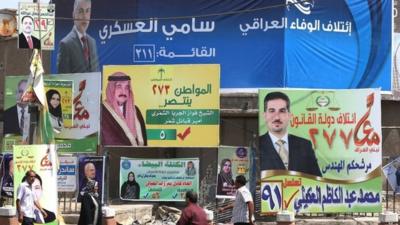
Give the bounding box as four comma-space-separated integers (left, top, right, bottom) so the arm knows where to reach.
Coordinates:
5, 0, 313, 21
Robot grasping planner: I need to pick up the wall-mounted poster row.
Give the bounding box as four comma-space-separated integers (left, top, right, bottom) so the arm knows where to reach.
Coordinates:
258, 88, 382, 214
3, 64, 220, 151
0, 152, 105, 205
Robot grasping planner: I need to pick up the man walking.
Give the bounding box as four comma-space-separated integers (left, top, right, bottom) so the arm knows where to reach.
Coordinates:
218, 175, 255, 225
176, 191, 208, 225
16, 170, 47, 225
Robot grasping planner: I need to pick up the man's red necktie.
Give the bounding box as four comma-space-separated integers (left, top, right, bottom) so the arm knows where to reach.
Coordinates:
81, 36, 89, 62
27, 36, 33, 49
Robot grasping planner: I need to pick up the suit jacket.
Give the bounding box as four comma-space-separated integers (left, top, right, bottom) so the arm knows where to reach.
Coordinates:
260, 133, 322, 177
3, 105, 21, 135
18, 33, 41, 49
57, 28, 99, 74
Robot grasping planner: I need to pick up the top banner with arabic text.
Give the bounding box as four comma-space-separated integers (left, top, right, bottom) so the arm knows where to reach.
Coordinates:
102, 64, 219, 147
52, 0, 390, 90
258, 88, 382, 213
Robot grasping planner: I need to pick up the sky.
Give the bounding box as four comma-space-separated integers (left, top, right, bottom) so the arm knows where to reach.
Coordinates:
0, 0, 51, 10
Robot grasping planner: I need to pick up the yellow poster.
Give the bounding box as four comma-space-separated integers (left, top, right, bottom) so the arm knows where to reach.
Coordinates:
102, 64, 220, 147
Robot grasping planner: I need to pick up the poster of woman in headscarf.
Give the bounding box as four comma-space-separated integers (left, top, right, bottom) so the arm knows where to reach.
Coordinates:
216, 146, 250, 198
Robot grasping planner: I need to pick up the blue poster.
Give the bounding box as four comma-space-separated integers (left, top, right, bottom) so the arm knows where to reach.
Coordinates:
51, 0, 391, 90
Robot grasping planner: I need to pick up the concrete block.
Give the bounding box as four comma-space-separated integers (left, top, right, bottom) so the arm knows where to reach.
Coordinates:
379, 212, 398, 223
276, 210, 295, 222
0, 206, 18, 225
102, 206, 116, 217
0, 206, 16, 216
204, 208, 214, 221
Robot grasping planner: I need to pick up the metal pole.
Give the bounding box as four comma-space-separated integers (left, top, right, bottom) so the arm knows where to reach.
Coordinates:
28, 104, 39, 144
394, 190, 396, 212
386, 177, 389, 210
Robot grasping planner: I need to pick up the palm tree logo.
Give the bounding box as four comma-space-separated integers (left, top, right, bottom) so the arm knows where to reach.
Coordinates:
158, 68, 165, 80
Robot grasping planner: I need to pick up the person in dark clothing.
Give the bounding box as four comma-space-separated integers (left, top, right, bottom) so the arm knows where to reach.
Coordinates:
396, 165, 400, 192
176, 191, 208, 225
120, 171, 140, 199
78, 179, 101, 225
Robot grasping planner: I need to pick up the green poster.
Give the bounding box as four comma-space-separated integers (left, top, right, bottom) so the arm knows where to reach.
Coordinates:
3, 73, 100, 153
13, 144, 58, 225
258, 89, 382, 213
120, 158, 199, 201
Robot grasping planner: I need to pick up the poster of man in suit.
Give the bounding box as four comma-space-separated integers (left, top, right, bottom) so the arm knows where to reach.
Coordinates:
259, 91, 321, 177
18, 2, 55, 50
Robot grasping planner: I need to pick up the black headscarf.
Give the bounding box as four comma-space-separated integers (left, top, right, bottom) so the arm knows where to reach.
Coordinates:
46, 89, 62, 118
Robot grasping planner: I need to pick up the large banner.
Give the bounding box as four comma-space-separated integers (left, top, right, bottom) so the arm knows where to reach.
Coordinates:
77, 155, 104, 203
120, 158, 199, 201
102, 64, 220, 147
258, 89, 382, 213
13, 145, 58, 225
216, 146, 250, 199
3, 73, 101, 153
52, 0, 390, 90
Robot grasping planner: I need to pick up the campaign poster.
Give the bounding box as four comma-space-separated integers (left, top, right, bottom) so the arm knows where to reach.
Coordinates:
382, 156, 400, 193
77, 155, 104, 203
120, 158, 199, 201
3, 73, 101, 153
44, 80, 74, 128
216, 146, 250, 199
18, 2, 55, 50
57, 156, 77, 192
259, 88, 382, 213
102, 64, 220, 147
0, 154, 13, 198
13, 144, 58, 225
52, 0, 390, 90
